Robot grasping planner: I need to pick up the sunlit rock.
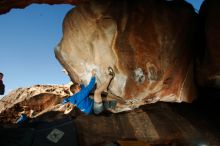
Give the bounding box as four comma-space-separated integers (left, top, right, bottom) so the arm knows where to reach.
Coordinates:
55, 0, 198, 111
0, 85, 70, 125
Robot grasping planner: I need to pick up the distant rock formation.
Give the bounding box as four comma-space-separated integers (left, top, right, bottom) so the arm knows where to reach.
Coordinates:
55, 0, 198, 109
196, 0, 220, 88
0, 85, 70, 125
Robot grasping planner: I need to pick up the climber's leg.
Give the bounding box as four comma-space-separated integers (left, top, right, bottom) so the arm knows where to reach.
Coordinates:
93, 67, 115, 114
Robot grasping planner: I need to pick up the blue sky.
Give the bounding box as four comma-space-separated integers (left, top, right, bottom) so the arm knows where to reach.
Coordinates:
0, 0, 204, 97
185, 0, 204, 11
0, 4, 73, 96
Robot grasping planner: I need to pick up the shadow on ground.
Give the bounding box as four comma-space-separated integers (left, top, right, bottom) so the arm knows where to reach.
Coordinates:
0, 87, 220, 146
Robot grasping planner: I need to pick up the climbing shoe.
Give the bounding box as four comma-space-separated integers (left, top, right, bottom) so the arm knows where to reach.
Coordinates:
104, 100, 117, 110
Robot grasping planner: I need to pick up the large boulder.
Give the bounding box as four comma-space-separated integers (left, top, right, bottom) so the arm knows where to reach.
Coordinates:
55, 0, 198, 110
197, 0, 220, 88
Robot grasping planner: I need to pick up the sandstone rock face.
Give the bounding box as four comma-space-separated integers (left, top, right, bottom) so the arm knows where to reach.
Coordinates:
197, 0, 220, 87
56, 0, 198, 110
0, 85, 70, 125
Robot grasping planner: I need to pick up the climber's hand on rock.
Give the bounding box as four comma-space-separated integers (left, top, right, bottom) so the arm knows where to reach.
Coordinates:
91, 69, 96, 76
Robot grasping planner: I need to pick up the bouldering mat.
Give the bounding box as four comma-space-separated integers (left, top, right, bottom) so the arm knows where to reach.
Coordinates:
0, 119, 79, 146
33, 120, 79, 146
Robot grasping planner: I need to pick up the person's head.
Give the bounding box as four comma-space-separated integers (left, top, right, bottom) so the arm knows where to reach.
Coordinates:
70, 83, 81, 94
0, 72, 3, 80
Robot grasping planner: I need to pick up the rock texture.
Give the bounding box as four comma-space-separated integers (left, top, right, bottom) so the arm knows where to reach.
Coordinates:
196, 0, 220, 88
74, 102, 220, 146
0, 85, 70, 125
55, 0, 198, 110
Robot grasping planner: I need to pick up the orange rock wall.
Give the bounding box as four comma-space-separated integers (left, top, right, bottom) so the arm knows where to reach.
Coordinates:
55, 0, 198, 108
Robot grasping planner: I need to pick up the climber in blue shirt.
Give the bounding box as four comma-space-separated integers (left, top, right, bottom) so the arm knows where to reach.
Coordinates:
62, 67, 115, 115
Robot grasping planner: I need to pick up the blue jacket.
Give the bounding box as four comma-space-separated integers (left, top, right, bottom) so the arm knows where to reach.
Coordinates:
67, 76, 96, 115
16, 114, 28, 126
